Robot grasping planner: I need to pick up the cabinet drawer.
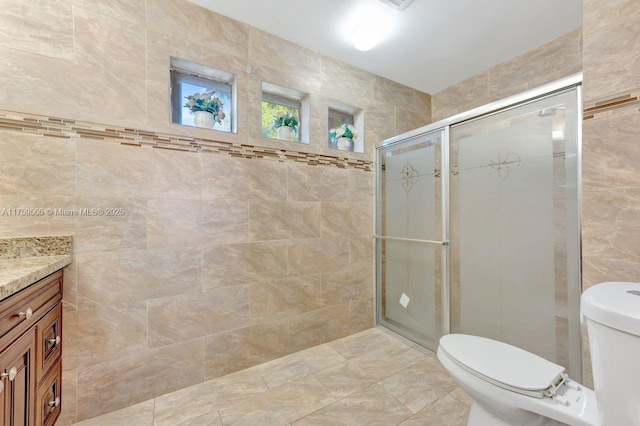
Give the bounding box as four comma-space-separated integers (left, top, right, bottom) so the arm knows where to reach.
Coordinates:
0, 272, 62, 348
36, 304, 62, 385
35, 361, 61, 426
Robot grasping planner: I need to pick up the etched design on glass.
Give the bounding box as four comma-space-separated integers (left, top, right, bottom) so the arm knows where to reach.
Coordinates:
481, 149, 521, 182
400, 161, 419, 193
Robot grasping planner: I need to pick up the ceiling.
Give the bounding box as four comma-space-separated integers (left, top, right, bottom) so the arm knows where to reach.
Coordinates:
188, 0, 582, 94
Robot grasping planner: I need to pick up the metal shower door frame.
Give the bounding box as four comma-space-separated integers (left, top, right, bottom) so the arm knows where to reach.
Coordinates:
375, 128, 450, 350
375, 73, 583, 353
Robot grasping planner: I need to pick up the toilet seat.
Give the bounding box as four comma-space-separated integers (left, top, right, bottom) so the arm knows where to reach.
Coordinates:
438, 335, 600, 425
439, 334, 568, 400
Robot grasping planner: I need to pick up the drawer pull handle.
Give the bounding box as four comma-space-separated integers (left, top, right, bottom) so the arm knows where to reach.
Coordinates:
48, 397, 60, 408
17, 308, 33, 320
48, 336, 61, 346
2, 368, 18, 382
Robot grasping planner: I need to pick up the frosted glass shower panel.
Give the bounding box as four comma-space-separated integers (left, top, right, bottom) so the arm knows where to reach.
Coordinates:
381, 240, 440, 344
377, 130, 445, 350
450, 89, 581, 378
455, 122, 555, 357
380, 134, 442, 241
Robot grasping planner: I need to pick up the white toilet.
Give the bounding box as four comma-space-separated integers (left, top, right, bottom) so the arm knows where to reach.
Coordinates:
437, 282, 640, 426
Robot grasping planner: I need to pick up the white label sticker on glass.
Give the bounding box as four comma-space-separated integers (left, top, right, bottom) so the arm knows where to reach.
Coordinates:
399, 293, 410, 309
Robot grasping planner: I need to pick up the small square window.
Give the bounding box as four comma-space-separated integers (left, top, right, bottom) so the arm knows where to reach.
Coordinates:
170, 58, 236, 133
328, 108, 355, 150
262, 93, 301, 142
328, 100, 363, 153
261, 81, 309, 144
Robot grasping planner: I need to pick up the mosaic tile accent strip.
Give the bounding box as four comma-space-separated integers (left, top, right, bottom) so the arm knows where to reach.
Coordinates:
0, 110, 372, 171
0, 236, 73, 260
583, 88, 640, 120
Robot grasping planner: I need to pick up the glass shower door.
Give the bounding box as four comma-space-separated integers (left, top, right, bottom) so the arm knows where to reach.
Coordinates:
449, 88, 582, 379
376, 130, 447, 351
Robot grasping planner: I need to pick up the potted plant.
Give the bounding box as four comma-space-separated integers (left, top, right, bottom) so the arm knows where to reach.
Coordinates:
184, 91, 226, 129
329, 123, 357, 151
273, 111, 299, 141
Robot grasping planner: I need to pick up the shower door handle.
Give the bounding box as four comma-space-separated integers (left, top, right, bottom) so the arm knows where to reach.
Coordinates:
373, 235, 449, 246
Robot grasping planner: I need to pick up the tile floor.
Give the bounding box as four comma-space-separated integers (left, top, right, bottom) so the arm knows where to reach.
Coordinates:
73, 327, 471, 425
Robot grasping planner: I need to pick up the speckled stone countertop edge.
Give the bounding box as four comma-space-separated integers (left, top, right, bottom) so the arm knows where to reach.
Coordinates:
0, 236, 72, 260
0, 255, 72, 301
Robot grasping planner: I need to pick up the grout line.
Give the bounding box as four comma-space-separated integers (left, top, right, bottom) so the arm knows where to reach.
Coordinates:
309, 370, 338, 400
446, 387, 472, 407
253, 365, 270, 389
152, 397, 156, 424
371, 381, 416, 416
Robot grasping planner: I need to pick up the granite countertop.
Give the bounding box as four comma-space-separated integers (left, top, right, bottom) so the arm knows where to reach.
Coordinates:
0, 236, 72, 301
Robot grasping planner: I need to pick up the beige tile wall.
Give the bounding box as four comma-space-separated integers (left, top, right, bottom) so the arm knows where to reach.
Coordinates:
581, 0, 640, 388
431, 29, 583, 122
0, 0, 431, 422
0, 0, 430, 162
582, 0, 640, 286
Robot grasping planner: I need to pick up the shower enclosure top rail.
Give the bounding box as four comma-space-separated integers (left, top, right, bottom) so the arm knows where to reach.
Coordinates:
378, 73, 582, 149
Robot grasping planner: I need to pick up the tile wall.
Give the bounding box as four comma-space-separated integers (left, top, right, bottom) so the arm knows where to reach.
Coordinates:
431, 29, 583, 122
581, 0, 640, 388
0, 0, 431, 422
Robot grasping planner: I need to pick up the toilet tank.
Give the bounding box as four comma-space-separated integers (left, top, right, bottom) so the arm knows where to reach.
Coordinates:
582, 282, 640, 426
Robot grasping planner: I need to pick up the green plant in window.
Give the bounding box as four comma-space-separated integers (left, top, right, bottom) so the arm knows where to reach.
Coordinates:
184, 91, 226, 123
261, 102, 296, 138
273, 111, 299, 132
329, 123, 357, 141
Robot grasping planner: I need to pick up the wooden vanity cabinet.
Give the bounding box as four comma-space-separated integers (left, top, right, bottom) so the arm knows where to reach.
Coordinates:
35, 362, 60, 426
0, 329, 36, 426
0, 271, 63, 426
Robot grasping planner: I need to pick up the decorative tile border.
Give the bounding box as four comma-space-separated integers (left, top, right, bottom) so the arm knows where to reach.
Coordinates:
0, 110, 372, 172
583, 88, 640, 120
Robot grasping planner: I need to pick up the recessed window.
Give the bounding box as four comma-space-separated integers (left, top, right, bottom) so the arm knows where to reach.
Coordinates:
328, 108, 355, 150
261, 82, 309, 144
262, 93, 301, 142
328, 100, 363, 153
170, 57, 236, 133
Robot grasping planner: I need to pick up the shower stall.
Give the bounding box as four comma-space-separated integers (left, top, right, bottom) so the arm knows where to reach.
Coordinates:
375, 75, 583, 380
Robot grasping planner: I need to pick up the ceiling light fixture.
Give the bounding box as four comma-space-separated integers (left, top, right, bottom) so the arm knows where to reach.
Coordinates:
353, 23, 382, 51
349, 4, 394, 51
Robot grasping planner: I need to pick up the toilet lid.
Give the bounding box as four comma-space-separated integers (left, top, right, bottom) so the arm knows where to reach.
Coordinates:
439, 334, 565, 396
